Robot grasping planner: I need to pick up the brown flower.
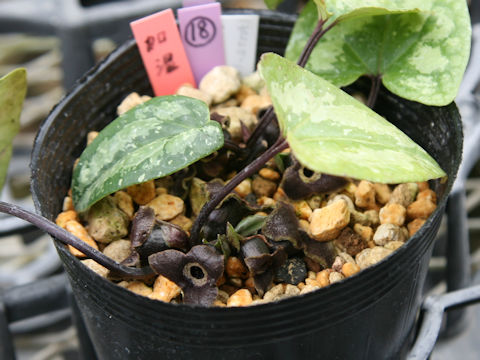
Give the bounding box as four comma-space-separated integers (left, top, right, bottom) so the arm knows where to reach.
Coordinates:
148, 245, 224, 306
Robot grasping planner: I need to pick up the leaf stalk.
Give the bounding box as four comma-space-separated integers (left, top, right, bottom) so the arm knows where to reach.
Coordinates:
246, 18, 338, 149
0, 201, 154, 279
246, 106, 276, 147
367, 75, 382, 108
190, 137, 289, 244
297, 19, 337, 68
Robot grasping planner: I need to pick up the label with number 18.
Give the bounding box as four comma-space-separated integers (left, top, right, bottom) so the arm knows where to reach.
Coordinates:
178, 2, 225, 85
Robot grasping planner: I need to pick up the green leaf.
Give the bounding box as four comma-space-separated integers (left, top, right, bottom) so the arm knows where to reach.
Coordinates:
72, 95, 224, 212
323, 0, 428, 23
235, 215, 267, 237
214, 234, 231, 260
313, 0, 331, 21
0, 68, 27, 191
226, 222, 243, 252
286, 1, 319, 67
274, 153, 288, 173
286, 0, 471, 106
258, 53, 446, 183
264, 0, 285, 10
383, 0, 471, 105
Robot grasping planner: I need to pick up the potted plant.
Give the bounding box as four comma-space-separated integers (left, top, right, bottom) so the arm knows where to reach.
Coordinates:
0, 1, 470, 359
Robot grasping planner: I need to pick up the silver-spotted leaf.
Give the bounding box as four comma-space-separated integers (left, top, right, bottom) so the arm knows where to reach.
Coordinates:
286, 0, 421, 86
322, 0, 428, 23
313, 0, 424, 24
258, 53, 446, 183
0, 68, 27, 191
286, 0, 471, 106
72, 95, 224, 212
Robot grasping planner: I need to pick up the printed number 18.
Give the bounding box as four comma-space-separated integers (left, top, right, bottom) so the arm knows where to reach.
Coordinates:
185, 16, 216, 47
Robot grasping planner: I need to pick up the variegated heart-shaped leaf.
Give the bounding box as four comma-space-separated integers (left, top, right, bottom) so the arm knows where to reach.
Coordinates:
258, 53, 445, 183
0, 68, 27, 191
286, 0, 471, 106
72, 95, 224, 212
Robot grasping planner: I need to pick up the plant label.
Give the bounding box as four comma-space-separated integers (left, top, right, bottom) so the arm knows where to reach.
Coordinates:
130, 8, 196, 96
178, 2, 225, 84
221, 14, 259, 77
182, 0, 214, 7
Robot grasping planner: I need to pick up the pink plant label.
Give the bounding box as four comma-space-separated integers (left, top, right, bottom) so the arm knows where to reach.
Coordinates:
130, 8, 196, 96
177, 2, 225, 84
182, 0, 214, 7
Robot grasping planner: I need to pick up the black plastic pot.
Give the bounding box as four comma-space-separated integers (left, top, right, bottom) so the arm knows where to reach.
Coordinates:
30, 10, 463, 360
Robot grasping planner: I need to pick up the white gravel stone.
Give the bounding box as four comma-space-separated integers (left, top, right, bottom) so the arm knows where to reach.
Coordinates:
199, 66, 241, 104
355, 247, 393, 269
103, 239, 132, 263
215, 106, 257, 141
373, 223, 403, 246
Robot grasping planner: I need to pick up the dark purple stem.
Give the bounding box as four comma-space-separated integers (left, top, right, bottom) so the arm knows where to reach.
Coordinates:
297, 19, 338, 67
246, 18, 337, 149
246, 106, 276, 148
190, 137, 289, 244
0, 201, 154, 279
367, 75, 382, 109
